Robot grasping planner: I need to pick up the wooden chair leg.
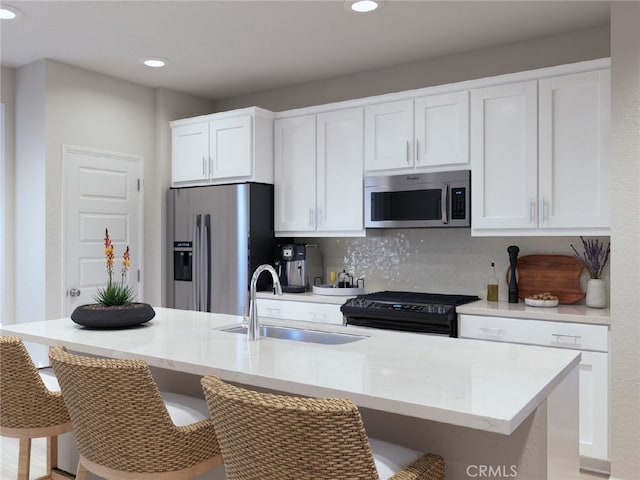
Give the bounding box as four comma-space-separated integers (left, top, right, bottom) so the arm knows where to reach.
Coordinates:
76, 460, 89, 480
17, 436, 31, 480
46, 435, 59, 473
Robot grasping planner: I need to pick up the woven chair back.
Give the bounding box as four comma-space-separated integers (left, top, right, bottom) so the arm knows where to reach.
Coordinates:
0, 336, 70, 429
49, 346, 218, 473
201, 375, 380, 480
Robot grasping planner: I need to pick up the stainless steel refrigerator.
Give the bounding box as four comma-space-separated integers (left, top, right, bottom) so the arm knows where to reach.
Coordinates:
167, 182, 275, 315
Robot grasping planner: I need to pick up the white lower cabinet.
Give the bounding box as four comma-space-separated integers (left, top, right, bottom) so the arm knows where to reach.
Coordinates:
256, 298, 344, 326
459, 314, 609, 462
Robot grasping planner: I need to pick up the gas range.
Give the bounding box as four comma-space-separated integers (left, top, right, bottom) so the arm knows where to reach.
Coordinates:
340, 291, 479, 337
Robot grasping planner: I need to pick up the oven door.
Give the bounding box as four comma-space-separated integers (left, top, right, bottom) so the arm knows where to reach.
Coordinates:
365, 181, 448, 229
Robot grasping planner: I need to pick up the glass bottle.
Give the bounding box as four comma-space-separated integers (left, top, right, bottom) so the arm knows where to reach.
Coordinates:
487, 260, 499, 302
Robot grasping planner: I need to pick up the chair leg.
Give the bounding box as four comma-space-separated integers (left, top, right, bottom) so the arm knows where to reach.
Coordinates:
76, 460, 89, 480
17, 436, 31, 480
46, 435, 59, 473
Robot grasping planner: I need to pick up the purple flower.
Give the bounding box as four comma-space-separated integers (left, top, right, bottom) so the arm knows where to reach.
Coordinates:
570, 237, 610, 279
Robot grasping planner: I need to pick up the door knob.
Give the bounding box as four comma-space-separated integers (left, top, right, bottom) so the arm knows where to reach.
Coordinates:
69, 288, 81, 297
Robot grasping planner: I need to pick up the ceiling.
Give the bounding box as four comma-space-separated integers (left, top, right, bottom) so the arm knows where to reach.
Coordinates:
0, 1, 610, 101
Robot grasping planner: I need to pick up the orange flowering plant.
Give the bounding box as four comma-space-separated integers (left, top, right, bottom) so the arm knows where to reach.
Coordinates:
94, 228, 136, 306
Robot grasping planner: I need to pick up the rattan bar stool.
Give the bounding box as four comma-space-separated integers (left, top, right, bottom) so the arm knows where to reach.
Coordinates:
201, 375, 445, 480
49, 346, 223, 480
0, 336, 73, 480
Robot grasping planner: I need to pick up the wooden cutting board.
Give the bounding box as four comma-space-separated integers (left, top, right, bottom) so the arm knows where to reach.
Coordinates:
505, 254, 587, 304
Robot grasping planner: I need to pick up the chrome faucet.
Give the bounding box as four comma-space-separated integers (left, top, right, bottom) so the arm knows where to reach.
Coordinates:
248, 264, 283, 341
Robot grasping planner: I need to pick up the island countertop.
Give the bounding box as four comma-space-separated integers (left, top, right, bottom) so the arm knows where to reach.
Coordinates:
1, 307, 580, 436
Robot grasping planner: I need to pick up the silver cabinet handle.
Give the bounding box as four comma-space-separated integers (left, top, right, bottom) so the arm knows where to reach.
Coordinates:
309, 208, 314, 227
551, 333, 582, 346
529, 199, 536, 224
202, 157, 206, 176
478, 327, 504, 339
415, 139, 420, 163
406, 140, 410, 164
543, 198, 549, 224
69, 288, 81, 297
316, 208, 322, 226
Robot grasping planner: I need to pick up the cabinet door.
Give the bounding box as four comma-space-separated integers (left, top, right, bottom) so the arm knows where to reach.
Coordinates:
274, 115, 317, 233
316, 108, 364, 233
364, 100, 413, 172
579, 351, 608, 460
539, 70, 610, 229
471, 81, 538, 230
414, 91, 469, 168
210, 114, 252, 180
171, 123, 209, 184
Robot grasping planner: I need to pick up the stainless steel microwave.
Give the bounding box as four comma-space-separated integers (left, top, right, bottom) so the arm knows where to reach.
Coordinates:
364, 170, 470, 228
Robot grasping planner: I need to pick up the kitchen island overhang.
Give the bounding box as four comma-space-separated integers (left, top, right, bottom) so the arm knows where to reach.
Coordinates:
1, 307, 580, 479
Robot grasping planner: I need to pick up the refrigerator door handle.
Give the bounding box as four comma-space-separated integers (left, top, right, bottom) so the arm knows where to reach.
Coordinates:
193, 214, 201, 310
203, 214, 211, 312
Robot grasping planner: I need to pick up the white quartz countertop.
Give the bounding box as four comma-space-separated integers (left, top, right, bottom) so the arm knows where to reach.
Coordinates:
457, 300, 610, 325
1, 307, 580, 436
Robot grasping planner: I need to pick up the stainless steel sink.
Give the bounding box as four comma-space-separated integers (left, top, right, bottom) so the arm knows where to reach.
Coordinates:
220, 324, 368, 345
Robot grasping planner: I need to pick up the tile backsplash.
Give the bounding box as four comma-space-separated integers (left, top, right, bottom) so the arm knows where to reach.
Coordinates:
298, 230, 610, 303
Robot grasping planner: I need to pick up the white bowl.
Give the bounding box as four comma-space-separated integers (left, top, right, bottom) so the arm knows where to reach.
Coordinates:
524, 298, 559, 307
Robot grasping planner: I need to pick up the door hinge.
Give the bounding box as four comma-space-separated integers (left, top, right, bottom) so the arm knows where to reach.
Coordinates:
137, 179, 141, 192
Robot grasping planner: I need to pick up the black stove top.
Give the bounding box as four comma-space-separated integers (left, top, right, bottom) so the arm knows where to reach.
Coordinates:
340, 291, 479, 337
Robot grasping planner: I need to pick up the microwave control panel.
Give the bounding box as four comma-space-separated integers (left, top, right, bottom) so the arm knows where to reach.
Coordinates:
451, 188, 466, 220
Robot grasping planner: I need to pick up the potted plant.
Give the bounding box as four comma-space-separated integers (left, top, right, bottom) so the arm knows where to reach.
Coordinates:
570, 237, 610, 308
71, 229, 155, 328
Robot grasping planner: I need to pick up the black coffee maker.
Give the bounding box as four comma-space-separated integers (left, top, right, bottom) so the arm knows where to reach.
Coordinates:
274, 244, 323, 293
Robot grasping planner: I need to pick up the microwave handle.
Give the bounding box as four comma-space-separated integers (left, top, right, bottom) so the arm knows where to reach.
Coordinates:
441, 184, 448, 224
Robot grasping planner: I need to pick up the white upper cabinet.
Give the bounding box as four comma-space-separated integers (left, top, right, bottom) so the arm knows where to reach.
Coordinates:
274, 114, 317, 233
365, 92, 469, 173
170, 107, 273, 187
171, 122, 209, 184
275, 107, 364, 237
209, 114, 252, 179
471, 66, 610, 236
316, 108, 364, 233
538, 69, 610, 230
364, 100, 413, 172
471, 81, 539, 230
414, 91, 469, 168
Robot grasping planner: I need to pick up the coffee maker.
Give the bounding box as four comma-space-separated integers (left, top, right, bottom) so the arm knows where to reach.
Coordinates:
275, 244, 323, 293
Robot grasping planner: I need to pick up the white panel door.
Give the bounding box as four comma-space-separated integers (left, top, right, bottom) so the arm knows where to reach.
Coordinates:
414, 91, 469, 168
316, 107, 364, 233
63, 146, 142, 315
539, 69, 610, 229
471, 81, 538, 230
171, 122, 209, 184
579, 351, 609, 460
364, 99, 413, 172
210, 114, 252, 180
274, 115, 317, 234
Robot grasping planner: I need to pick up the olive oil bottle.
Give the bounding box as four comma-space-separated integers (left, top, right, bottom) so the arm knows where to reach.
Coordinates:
487, 260, 499, 302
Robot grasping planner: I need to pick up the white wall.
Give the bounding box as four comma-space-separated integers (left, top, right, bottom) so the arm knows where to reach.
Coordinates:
14, 62, 47, 326
0, 66, 16, 325
153, 88, 214, 305
212, 25, 610, 112
43, 60, 156, 319
610, 2, 640, 478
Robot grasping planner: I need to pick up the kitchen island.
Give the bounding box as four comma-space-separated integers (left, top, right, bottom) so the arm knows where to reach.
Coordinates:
1, 307, 580, 479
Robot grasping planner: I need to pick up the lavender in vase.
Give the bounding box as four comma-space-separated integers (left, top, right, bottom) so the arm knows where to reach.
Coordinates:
571, 237, 610, 308
570, 237, 611, 279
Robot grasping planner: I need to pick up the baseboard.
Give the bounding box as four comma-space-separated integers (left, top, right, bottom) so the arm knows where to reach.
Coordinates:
580, 455, 611, 476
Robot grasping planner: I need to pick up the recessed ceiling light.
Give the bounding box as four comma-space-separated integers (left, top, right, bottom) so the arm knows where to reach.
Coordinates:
0, 4, 23, 20
350, 0, 379, 13
139, 57, 168, 68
